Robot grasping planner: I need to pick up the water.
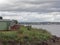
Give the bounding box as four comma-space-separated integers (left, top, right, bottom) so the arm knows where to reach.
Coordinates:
32, 25, 60, 37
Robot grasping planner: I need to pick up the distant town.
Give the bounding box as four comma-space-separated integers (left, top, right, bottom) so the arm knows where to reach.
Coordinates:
20, 22, 60, 25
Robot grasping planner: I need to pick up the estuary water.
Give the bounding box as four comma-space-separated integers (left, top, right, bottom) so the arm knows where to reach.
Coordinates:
31, 25, 60, 37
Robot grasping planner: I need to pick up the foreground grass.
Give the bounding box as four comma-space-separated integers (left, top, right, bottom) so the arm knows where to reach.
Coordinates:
18, 25, 52, 41
0, 31, 18, 41
0, 25, 52, 42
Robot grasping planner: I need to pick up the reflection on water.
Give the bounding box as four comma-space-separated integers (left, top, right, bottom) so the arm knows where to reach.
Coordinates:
32, 25, 60, 37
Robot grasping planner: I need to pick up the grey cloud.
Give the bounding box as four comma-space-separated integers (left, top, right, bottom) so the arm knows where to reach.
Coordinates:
0, 0, 60, 13
0, 0, 60, 22
0, 11, 60, 22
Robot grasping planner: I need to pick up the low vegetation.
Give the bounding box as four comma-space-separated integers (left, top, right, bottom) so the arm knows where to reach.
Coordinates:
0, 25, 52, 45
19, 26, 52, 41
0, 31, 18, 41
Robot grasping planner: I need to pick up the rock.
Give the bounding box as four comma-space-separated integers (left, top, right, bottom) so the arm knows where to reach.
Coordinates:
41, 41, 48, 45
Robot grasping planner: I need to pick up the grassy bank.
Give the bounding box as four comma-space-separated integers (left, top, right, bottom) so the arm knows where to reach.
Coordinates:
0, 25, 52, 45
19, 26, 52, 41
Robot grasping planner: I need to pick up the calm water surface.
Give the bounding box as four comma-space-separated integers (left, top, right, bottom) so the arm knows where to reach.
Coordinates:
32, 25, 60, 37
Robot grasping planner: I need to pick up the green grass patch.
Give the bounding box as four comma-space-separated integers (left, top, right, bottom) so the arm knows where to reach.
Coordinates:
0, 31, 18, 41
0, 25, 52, 42
18, 25, 52, 41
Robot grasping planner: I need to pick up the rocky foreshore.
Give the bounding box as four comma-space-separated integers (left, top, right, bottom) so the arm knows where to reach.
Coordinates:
47, 35, 60, 45
29, 35, 60, 45
18, 35, 60, 45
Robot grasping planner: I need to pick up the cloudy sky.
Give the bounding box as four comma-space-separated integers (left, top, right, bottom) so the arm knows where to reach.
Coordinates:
0, 0, 60, 22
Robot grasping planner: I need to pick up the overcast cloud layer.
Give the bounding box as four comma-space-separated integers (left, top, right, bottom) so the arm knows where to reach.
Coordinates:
0, 0, 60, 22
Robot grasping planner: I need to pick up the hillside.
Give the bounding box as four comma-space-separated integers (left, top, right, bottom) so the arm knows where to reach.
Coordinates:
0, 25, 60, 45
0, 25, 52, 45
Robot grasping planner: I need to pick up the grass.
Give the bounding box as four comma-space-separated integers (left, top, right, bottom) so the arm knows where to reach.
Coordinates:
0, 25, 52, 42
0, 31, 18, 41
18, 25, 52, 41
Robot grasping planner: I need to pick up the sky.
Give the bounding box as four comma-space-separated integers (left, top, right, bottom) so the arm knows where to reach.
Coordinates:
0, 0, 60, 22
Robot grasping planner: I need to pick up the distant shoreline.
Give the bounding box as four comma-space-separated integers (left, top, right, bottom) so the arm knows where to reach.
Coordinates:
19, 22, 60, 25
